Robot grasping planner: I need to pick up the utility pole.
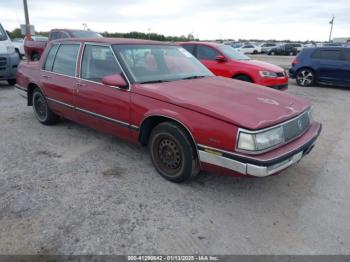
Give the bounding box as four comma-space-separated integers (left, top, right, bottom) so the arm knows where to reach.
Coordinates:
23, 0, 31, 38
329, 16, 335, 42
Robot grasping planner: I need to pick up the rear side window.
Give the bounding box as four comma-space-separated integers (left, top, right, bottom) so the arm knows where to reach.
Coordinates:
182, 44, 195, 55
197, 45, 220, 60
312, 50, 342, 60
43, 44, 59, 71
81, 44, 122, 83
52, 44, 80, 77
344, 51, 350, 62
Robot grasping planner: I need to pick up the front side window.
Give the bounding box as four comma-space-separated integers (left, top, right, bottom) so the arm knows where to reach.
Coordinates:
113, 44, 213, 83
81, 45, 121, 83
312, 50, 342, 60
50, 32, 60, 40
71, 30, 102, 38
43, 44, 59, 71
197, 45, 220, 60
52, 44, 80, 77
218, 45, 249, 60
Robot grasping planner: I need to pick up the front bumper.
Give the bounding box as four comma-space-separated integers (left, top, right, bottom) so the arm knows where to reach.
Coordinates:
0, 52, 20, 80
198, 122, 321, 177
268, 83, 288, 90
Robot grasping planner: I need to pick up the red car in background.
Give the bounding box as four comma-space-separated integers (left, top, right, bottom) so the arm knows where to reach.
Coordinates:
180, 42, 289, 90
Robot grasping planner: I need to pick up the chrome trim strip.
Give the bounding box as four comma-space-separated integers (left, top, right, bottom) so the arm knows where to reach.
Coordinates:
199, 147, 307, 177
46, 97, 139, 130
47, 97, 74, 109
235, 109, 311, 155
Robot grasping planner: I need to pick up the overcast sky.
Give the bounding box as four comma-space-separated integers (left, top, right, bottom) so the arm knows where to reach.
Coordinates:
1, 0, 349, 41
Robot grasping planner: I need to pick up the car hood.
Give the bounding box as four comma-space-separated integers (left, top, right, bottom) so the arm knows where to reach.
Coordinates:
236, 59, 284, 72
133, 76, 310, 130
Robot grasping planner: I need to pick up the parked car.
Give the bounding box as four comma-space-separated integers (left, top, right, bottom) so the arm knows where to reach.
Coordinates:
268, 44, 298, 56
289, 47, 350, 87
260, 43, 278, 53
15, 38, 321, 182
24, 29, 102, 61
289, 43, 304, 52
236, 44, 261, 54
180, 42, 288, 90
0, 22, 20, 85
11, 38, 25, 59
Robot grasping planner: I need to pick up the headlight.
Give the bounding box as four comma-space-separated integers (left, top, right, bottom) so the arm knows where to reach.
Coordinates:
6, 44, 15, 54
259, 71, 278, 78
237, 126, 284, 152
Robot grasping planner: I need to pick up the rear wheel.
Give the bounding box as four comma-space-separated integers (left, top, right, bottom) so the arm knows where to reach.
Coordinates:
32, 88, 59, 125
253, 50, 258, 54
296, 68, 314, 87
149, 122, 199, 183
31, 53, 40, 61
233, 74, 253, 83
7, 79, 16, 86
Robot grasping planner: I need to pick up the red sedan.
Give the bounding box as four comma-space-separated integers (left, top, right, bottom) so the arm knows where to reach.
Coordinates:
16, 38, 321, 182
180, 42, 289, 90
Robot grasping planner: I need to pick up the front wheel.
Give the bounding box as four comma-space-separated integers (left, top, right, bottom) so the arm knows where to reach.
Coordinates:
149, 122, 199, 183
296, 69, 314, 87
32, 88, 60, 125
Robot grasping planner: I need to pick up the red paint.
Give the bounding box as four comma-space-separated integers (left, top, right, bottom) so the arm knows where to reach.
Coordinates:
17, 38, 320, 177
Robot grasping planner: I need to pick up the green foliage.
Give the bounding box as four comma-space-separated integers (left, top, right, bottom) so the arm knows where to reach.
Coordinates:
102, 31, 198, 42
8, 28, 22, 39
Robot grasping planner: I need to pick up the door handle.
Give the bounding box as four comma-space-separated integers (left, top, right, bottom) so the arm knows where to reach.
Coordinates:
75, 83, 86, 87
41, 74, 51, 79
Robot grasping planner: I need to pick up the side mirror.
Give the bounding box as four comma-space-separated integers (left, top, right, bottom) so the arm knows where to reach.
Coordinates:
216, 55, 226, 62
102, 74, 127, 88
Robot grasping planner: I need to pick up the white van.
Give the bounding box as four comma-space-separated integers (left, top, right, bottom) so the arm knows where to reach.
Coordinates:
0, 23, 20, 85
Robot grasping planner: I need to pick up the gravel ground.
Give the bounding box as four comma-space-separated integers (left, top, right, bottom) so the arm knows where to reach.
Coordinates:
0, 72, 350, 255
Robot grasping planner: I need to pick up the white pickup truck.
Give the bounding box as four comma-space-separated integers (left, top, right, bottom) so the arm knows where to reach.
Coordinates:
0, 23, 20, 85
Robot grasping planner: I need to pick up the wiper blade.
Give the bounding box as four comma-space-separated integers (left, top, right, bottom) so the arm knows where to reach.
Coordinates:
181, 75, 207, 80
139, 80, 169, 84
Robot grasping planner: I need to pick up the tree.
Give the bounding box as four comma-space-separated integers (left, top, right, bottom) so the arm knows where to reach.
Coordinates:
9, 28, 22, 39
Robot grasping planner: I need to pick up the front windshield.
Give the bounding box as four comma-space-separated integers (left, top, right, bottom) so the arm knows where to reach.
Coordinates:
113, 45, 213, 83
71, 30, 102, 38
218, 45, 250, 60
0, 24, 8, 41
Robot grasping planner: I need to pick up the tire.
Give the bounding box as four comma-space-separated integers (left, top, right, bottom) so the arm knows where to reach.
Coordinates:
296, 68, 315, 87
233, 74, 253, 83
149, 122, 199, 183
270, 51, 275, 56
289, 52, 294, 56
32, 88, 60, 125
7, 79, 16, 86
31, 53, 40, 61
253, 50, 258, 54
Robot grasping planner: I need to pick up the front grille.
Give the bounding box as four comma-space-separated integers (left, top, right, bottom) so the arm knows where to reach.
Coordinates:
0, 57, 7, 70
283, 111, 310, 142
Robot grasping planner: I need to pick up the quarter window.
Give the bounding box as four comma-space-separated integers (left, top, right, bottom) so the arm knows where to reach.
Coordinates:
52, 44, 80, 77
197, 45, 220, 60
81, 45, 122, 83
312, 50, 342, 60
43, 44, 59, 71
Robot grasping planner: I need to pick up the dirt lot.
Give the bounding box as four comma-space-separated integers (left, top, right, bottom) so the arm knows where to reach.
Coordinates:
1, 59, 350, 254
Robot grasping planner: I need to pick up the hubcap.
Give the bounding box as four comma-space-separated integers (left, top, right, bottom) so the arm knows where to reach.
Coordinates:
297, 70, 313, 86
34, 93, 47, 121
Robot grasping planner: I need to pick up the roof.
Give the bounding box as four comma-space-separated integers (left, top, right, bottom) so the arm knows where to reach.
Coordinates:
179, 41, 223, 47
53, 37, 174, 45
